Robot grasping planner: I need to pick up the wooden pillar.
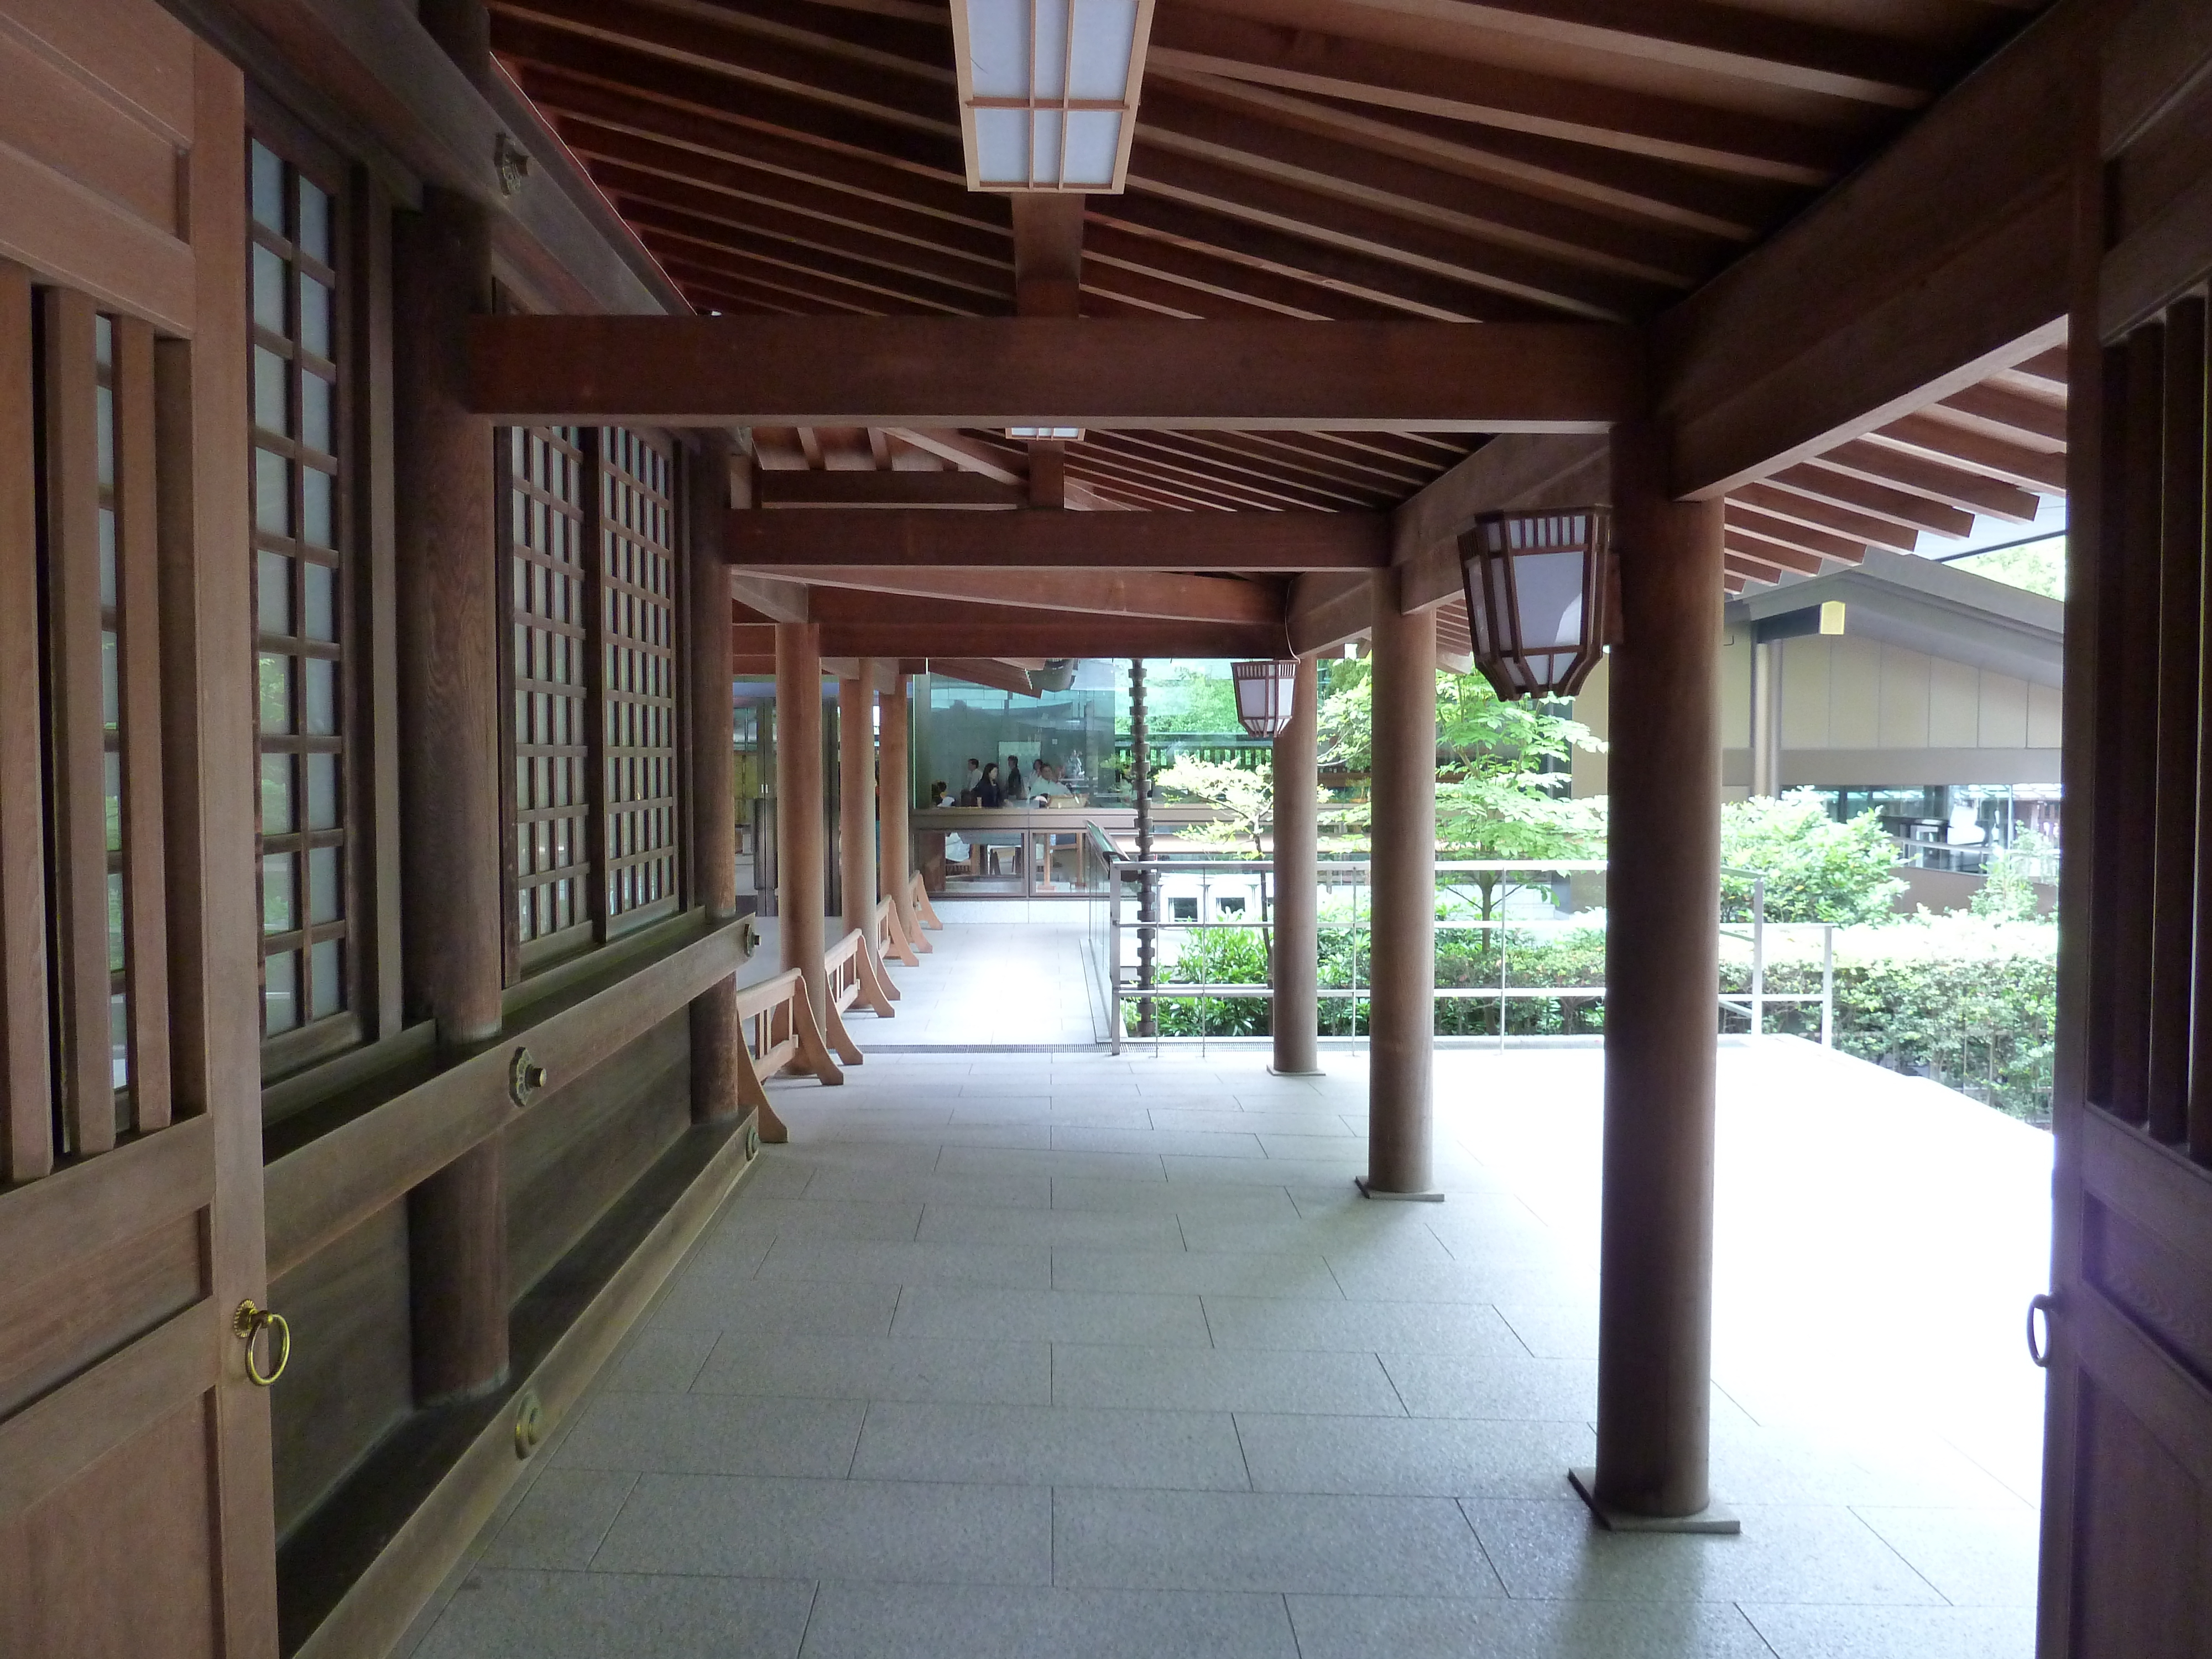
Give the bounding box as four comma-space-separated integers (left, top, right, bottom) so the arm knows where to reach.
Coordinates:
839, 665, 878, 937
776, 622, 828, 1024
1586, 422, 1730, 1526
1272, 655, 1321, 1076
392, 132, 507, 1398
688, 436, 740, 1124
1364, 582, 1438, 1198
881, 671, 920, 950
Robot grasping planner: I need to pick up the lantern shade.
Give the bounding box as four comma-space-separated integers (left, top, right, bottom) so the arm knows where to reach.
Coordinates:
950, 0, 1156, 192
1231, 659, 1299, 738
1028, 659, 1077, 692
1457, 508, 1613, 701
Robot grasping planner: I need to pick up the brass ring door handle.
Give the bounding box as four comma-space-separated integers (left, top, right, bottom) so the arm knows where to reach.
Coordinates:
2027, 1292, 2055, 1369
234, 1300, 291, 1387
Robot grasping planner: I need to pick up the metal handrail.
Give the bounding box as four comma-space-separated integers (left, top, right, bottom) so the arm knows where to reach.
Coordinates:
1097, 856, 1835, 1053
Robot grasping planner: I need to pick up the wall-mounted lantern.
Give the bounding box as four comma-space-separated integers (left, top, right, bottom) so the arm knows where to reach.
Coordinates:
1230, 659, 1299, 738
950, 0, 1155, 191
1457, 508, 1613, 700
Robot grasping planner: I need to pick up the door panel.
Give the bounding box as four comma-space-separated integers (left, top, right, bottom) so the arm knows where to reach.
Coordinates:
0, 8, 274, 1656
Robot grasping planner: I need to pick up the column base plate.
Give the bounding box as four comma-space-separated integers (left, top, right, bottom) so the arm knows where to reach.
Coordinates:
1269, 1066, 1327, 1078
1354, 1176, 1445, 1203
1569, 1468, 1741, 1534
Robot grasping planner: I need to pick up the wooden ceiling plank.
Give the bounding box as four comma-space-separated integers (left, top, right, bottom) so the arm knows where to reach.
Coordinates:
758, 471, 1023, 507
814, 618, 1291, 656
1869, 413, 2069, 493
1127, 142, 1665, 321
1219, 429, 1441, 492
659, 254, 883, 317
468, 315, 1639, 430
642, 232, 964, 315
1151, 430, 1406, 503
1768, 462, 1975, 538
1144, 7, 1859, 185
1161, 72, 1797, 243
1065, 444, 1300, 512
600, 174, 1009, 300
1727, 495, 1907, 557
1081, 431, 1380, 512
1137, 86, 1719, 289
1724, 549, 1786, 586
1812, 437, 2043, 522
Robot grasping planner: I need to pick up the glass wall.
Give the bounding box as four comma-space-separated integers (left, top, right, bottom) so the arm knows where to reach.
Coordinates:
915, 663, 1120, 807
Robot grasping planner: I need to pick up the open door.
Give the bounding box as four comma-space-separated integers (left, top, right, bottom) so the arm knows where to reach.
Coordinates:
2039, 12, 2212, 1654
0, 17, 278, 1656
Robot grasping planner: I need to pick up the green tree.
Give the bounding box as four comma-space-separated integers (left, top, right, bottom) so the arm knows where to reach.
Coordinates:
1720, 790, 1905, 923
1154, 754, 1279, 857
1969, 827, 2053, 921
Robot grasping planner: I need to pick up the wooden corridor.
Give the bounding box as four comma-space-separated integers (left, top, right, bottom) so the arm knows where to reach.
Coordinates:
0, 0, 2208, 1654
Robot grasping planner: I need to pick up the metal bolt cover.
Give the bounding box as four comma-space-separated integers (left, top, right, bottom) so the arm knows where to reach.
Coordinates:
514, 1390, 546, 1459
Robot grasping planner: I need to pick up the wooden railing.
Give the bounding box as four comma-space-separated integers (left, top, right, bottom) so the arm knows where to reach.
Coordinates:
910, 870, 944, 932
730, 967, 844, 1143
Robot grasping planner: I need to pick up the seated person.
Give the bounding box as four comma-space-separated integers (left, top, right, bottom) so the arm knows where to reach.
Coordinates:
928, 781, 950, 808
1030, 760, 1070, 799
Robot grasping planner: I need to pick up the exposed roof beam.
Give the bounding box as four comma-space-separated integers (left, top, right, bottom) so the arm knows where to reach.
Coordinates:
1811, 438, 2043, 523
755, 566, 1284, 625
1144, 6, 1856, 184
1868, 414, 2068, 493
468, 316, 1639, 429
1767, 462, 1975, 539
1287, 570, 1378, 657
1655, 1, 2089, 495
1929, 384, 2070, 446
1721, 530, 1825, 576
759, 471, 1024, 507
726, 508, 1389, 570
1392, 434, 1611, 611
1725, 549, 1787, 586
737, 613, 1291, 657
1729, 492, 1914, 557
930, 658, 1045, 698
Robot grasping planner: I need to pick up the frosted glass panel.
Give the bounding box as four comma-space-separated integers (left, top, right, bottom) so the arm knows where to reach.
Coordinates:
1063, 111, 1122, 186
1030, 110, 1063, 186
967, 0, 1029, 95
1070, 0, 1138, 98
973, 107, 1029, 182
1512, 550, 1585, 651
1031, 0, 1070, 97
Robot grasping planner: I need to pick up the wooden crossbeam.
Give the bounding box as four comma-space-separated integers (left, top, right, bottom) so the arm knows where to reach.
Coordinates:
1869, 414, 2068, 493
740, 612, 1288, 657
1767, 461, 1974, 538
1730, 484, 1917, 555
1723, 528, 1827, 575
764, 566, 1284, 625
1811, 438, 2043, 522
726, 507, 1388, 570
758, 471, 1023, 508
467, 316, 1637, 429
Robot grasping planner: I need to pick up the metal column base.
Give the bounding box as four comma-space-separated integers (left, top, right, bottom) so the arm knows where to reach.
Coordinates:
1569, 1468, 1741, 1535
1269, 1066, 1326, 1078
1354, 1176, 1444, 1203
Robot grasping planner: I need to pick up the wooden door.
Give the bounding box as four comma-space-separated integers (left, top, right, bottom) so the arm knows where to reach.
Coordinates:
2039, 8, 2212, 1653
0, 9, 277, 1656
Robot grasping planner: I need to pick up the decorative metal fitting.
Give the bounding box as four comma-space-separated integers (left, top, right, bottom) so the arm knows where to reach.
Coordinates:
233, 1300, 291, 1387
745, 1123, 761, 1160
494, 134, 531, 197
737, 916, 760, 960
513, 1390, 546, 1459
509, 1047, 547, 1108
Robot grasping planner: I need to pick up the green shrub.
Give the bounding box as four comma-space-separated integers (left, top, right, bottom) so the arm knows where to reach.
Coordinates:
1721, 791, 1905, 924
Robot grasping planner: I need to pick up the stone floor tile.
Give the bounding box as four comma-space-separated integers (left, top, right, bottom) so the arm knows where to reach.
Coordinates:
1235, 1412, 1592, 1499
651, 1277, 902, 1337
480, 1469, 639, 1570
1850, 1506, 2040, 1606
1463, 1499, 1948, 1605
713, 1198, 926, 1244
915, 1203, 1185, 1250
554, 1392, 867, 1479
1491, 1301, 1600, 1359
604, 1329, 719, 1394
593, 1474, 1052, 1584
1052, 1488, 1502, 1597
693, 1333, 1051, 1406
1327, 1256, 1600, 1306
1286, 1594, 1777, 1658
1176, 1213, 1453, 1261
1052, 1246, 1343, 1298
754, 1237, 1052, 1291
1161, 1155, 1359, 1187
1050, 1125, 1268, 1159
797, 1581, 1300, 1659
413, 1569, 816, 1659
1147, 1108, 1358, 1138
892, 1286, 1213, 1347
1740, 1603, 2036, 1658
940, 1145, 1168, 1182
1052, 1344, 1405, 1416
1050, 1178, 1298, 1218
1201, 1295, 1527, 1355
850, 1401, 1250, 1490
796, 1169, 1053, 1210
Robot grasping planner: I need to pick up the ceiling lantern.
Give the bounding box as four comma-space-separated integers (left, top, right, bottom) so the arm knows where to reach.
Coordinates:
1230, 659, 1299, 738
950, 0, 1155, 192
1458, 508, 1614, 700
1028, 659, 1077, 692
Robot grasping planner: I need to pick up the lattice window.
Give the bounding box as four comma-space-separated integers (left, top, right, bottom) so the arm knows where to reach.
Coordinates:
503, 425, 593, 966
598, 429, 681, 931
249, 136, 352, 1048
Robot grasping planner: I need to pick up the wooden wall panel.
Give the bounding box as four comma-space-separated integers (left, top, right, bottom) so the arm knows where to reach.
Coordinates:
0, 1396, 218, 1659
0, 29, 179, 233
0, 1213, 201, 1421
505, 1013, 691, 1298
269, 1199, 413, 1540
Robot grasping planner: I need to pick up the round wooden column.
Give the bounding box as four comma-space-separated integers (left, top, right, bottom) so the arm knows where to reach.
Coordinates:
776, 623, 828, 1024
880, 672, 918, 947
687, 437, 740, 1124
393, 179, 508, 1402
1590, 422, 1727, 1522
1272, 655, 1321, 1076
1364, 585, 1439, 1198
839, 666, 878, 937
